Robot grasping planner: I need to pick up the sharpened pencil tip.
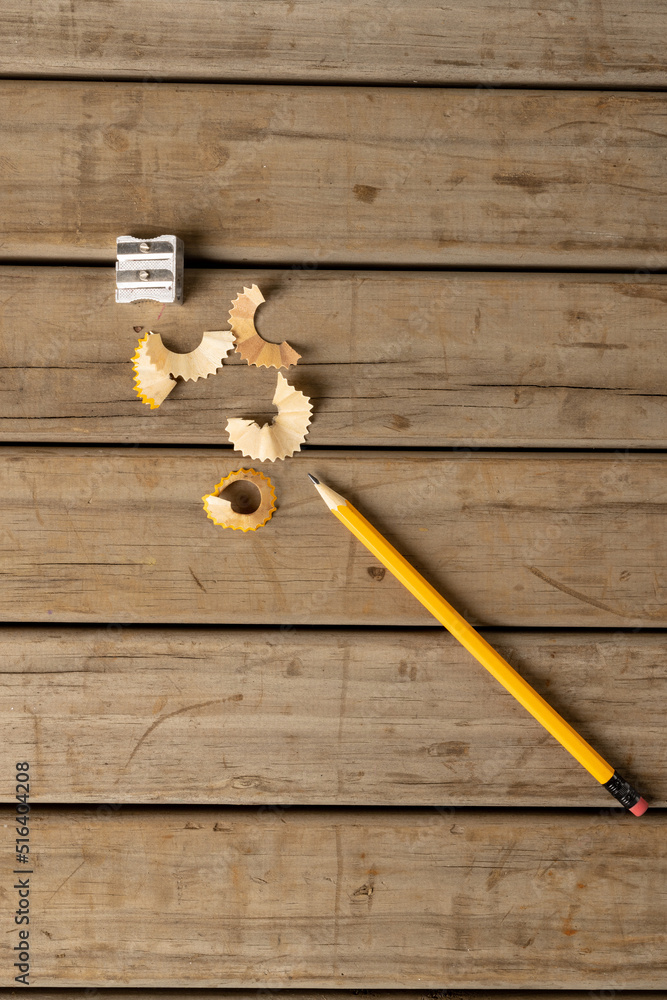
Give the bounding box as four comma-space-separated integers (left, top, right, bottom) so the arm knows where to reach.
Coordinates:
307, 473, 320, 485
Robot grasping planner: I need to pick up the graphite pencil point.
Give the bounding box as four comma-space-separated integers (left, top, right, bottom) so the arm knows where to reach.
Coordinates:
307, 473, 320, 484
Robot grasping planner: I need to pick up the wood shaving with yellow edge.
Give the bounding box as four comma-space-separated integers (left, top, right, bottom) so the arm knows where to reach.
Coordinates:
202, 468, 277, 532
226, 373, 312, 462
132, 328, 236, 408
131, 334, 176, 409
229, 284, 301, 369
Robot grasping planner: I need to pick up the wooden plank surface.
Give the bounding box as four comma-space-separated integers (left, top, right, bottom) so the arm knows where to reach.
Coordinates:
2, 267, 667, 448
2, 0, 666, 87
7, 807, 665, 987
1, 449, 666, 627
2, 82, 666, 268
2, 4, 665, 995
7, 995, 666, 1000
0, 626, 661, 807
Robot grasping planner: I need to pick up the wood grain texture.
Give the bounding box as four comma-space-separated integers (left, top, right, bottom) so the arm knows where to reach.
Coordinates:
8, 995, 666, 1000
2, 82, 666, 268
0, 627, 661, 806
1, 449, 666, 627
1, 0, 666, 87
8, 807, 666, 987
2, 267, 667, 447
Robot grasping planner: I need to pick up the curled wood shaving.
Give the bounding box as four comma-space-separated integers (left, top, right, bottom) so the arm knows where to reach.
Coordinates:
131, 328, 236, 408
226, 373, 312, 462
202, 468, 276, 532
131, 334, 176, 409
229, 284, 301, 369
143, 329, 236, 381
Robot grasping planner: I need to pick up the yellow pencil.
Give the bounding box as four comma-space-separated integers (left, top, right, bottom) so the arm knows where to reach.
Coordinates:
308, 473, 648, 815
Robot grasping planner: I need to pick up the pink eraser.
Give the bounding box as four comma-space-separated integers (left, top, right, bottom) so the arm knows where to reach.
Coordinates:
630, 797, 649, 816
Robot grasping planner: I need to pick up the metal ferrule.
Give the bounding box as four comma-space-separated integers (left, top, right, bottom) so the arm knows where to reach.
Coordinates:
603, 771, 643, 810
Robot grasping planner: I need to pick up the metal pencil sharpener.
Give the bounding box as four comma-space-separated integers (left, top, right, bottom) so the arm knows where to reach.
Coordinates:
115, 235, 184, 304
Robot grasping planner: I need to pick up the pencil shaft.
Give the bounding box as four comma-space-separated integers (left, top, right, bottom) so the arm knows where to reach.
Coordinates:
333, 499, 614, 785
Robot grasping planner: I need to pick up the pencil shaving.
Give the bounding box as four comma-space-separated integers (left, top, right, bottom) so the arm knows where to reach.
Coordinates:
226, 373, 312, 462
132, 334, 176, 408
143, 329, 236, 381
229, 284, 301, 369
202, 468, 276, 532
